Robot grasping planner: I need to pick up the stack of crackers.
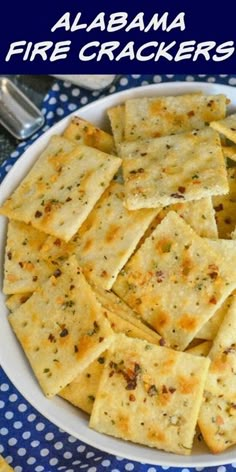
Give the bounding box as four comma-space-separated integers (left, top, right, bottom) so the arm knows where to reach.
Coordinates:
2, 92, 236, 456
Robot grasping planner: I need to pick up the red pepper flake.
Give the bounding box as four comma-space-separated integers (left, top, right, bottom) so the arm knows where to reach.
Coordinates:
54, 239, 61, 247
214, 203, 224, 212
159, 338, 166, 346
162, 385, 168, 394
35, 210, 42, 218
129, 394, 136, 402
156, 270, 165, 282
208, 264, 219, 280
53, 268, 62, 278
187, 110, 195, 117
178, 186, 186, 194
169, 387, 176, 394
108, 361, 141, 390
216, 415, 224, 425
209, 296, 217, 305
60, 328, 69, 337
48, 333, 56, 342
124, 363, 141, 390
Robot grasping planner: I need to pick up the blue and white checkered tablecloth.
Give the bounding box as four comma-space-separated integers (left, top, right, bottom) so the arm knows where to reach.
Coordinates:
1, 74, 236, 472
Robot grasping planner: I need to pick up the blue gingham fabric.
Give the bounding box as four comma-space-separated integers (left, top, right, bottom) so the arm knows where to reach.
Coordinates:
1, 74, 236, 472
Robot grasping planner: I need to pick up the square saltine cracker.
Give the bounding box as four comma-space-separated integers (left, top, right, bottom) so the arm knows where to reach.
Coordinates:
125, 94, 227, 141
90, 334, 210, 455
113, 211, 236, 350
121, 128, 228, 210
198, 293, 236, 453
0, 136, 121, 241
9, 256, 114, 397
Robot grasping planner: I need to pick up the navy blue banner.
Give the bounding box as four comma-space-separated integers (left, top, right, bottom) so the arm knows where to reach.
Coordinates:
1, 0, 236, 73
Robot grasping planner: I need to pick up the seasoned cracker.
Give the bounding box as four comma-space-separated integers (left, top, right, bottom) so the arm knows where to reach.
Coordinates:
211, 113, 236, 144
125, 94, 227, 141
9, 256, 114, 397
3, 220, 54, 294
60, 355, 106, 414
199, 394, 236, 453
41, 182, 159, 290
213, 167, 236, 238
0, 136, 121, 241
107, 105, 125, 155
197, 238, 236, 340
113, 212, 236, 350
222, 143, 236, 162
196, 294, 233, 341
72, 182, 159, 289
207, 239, 236, 279
90, 334, 210, 455
198, 293, 236, 452
60, 301, 161, 414
121, 128, 228, 210
95, 287, 161, 345
186, 341, 212, 357
139, 198, 218, 245
63, 116, 115, 154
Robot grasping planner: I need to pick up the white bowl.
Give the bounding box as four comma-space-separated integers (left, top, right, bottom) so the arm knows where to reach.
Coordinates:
1, 81, 236, 467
